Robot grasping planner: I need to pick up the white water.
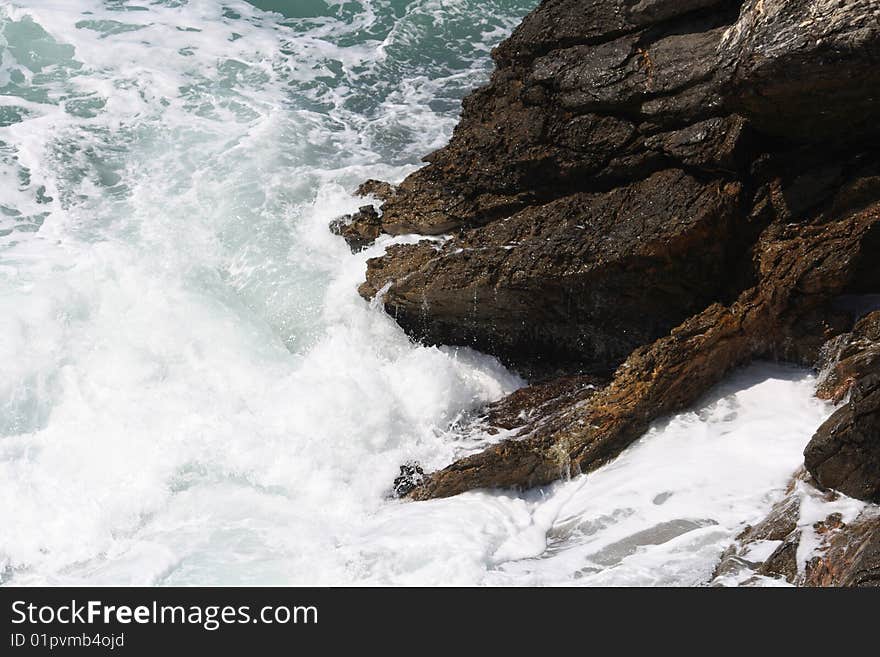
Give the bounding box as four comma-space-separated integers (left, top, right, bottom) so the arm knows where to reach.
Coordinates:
0, 0, 835, 586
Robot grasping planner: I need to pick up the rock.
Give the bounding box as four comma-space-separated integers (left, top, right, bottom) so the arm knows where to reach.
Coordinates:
805, 375, 880, 503
392, 462, 425, 498
330, 205, 383, 253
332, 0, 880, 502
356, 179, 397, 202
481, 374, 603, 432
805, 309, 880, 503
362, 4, 744, 241
712, 471, 880, 587
493, 0, 733, 65
410, 175, 880, 500
720, 0, 880, 141
756, 536, 800, 582
362, 170, 747, 376
816, 311, 880, 401
712, 473, 808, 585
803, 513, 880, 587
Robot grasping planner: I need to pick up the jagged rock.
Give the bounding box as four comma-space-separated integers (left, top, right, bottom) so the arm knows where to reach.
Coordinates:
756, 536, 800, 582
356, 179, 397, 202
719, 0, 880, 141
362, 170, 747, 376
803, 512, 880, 587
363, 4, 744, 241
481, 374, 603, 432
805, 375, 880, 503
804, 309, 880, 503
816, 311, 880, 401
329, 180, 400, 253
330, 205, 383, 253
712, 471, 879, 587
410, 177, 880, 499
493, 0, 733, 65
333, 0, 880, 502
392, 463, 425, 498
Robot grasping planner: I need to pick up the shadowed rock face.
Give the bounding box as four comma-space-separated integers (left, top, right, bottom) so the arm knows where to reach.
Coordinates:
361, 171, 745, 376
332, 0, 880, 502
806, 311, 880, 503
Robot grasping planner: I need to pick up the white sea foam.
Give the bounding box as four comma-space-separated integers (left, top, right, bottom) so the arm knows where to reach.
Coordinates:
0, 1, 839, 586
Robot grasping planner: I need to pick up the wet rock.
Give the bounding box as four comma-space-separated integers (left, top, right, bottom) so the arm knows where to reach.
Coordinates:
330, 0, 880, 503
410, 183, 880, 499
756, 536, 800, 582
360, 4, 744, 242
362, 171, 746, 376
803, 513, 880, 587
720, 0, 880, 141
392, 462, 425, 498
805, 309, 880, 503
482, 374, 604, 432
493, 0, 733, 65
330, 205, 383, 253
805, 375, 880, 503
356, 179, 397, 202
712, 471, 879, 587
816, 311, 880, 401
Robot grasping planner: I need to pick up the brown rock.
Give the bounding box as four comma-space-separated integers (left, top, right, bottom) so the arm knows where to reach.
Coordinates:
805, 375, 880, 503
720, 0, 880, 141
712, 471, 880, 587
804, 514, 880, 587
411, 186, 880, 499
330, 205, 383, 253
356, 179, 397, 202
816, 311, 880, 401
362, 171, 747, 376
330, 0, 880, 504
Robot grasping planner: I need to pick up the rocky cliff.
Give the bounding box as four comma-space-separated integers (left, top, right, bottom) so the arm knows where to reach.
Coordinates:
334, 0, 880, 584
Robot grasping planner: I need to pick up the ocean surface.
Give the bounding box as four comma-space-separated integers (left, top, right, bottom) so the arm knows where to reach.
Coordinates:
0, 0, 834, 585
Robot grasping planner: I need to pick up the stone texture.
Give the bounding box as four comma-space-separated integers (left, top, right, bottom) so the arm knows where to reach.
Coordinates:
719, 0, 880, 141
361, 171, 746, 376
411, 177, 880, 500
330, 0, 880, 505
804, 513, 880, 587
712, 472, 880, 587
806, 374, 880, 504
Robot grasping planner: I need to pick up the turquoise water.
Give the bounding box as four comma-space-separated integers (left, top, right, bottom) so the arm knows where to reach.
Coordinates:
0, 1, 833, 586
0, 0, 534, 585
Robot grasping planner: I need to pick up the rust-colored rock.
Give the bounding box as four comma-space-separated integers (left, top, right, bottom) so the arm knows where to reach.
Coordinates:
804, 514, 880, 587
712, 470, 880, 587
